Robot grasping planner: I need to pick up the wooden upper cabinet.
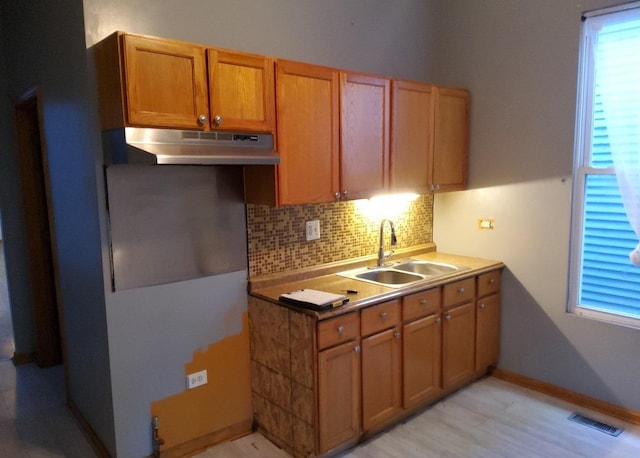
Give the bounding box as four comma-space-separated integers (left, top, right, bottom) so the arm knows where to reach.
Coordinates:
275, 60, 340, 205
94, 32, 276, 133
390, 80, 434, 194
431, 86, 470, 192
340, 72, 390, 200
244, 60, 340, 206
207, 49, 275, 132
121, 33, 209, 129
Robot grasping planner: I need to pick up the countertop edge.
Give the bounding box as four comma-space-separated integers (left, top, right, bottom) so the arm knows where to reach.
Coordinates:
249, 251, 505, 320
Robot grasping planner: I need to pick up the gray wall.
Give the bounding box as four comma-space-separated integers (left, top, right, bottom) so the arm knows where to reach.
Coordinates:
432, 0, 640, 411
82, 1, 439, 456
83, 0, 436, 80
0, 0, 115, 454
8, 1, 636, 457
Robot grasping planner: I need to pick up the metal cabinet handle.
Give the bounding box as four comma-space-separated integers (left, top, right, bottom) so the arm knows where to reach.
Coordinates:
479, 303, 486, 309
197, 114, 208, 126
420, 299, 428, 305
335, 192, 341, 200
489, 278, 495, 284
380, 312, 388, 320
394, 331, 401, 339
337, 325, 344, 334
213, 114, 223, 126
343, 190, 349, 198
435, 317, 442, 324
445, 314, 451, 321
458, 287, 465, 294
354, 345, 361, 353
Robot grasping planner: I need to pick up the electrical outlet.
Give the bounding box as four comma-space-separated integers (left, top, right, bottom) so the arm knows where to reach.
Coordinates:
186, 369, 207, 389
478, 218, 495, 230
306, 220, 320, 241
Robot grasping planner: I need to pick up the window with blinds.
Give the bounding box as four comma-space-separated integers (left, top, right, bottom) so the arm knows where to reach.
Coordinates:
569, 4, 640, 327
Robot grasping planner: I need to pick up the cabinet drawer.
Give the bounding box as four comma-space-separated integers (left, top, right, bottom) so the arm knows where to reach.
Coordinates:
403, 288, 440, 322
443, 277, 475, 308
477, 270, 501, 297
318, 312, 360, 350
361, 300, 401, 337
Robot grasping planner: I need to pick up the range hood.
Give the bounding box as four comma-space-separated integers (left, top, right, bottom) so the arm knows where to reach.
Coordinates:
102, 127, 279, 165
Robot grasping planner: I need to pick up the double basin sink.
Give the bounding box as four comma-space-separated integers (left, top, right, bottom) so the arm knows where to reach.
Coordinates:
337, 259, 469, 288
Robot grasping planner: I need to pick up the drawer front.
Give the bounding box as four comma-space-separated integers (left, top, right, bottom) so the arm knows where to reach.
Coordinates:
403, 288, 441, 322
443, 277, 475, 308
361, 300, 401, 337
477, 270, 501, 297
318, 312, 360, 350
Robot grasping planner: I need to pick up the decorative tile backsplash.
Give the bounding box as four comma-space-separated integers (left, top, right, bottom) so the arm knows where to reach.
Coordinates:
247, 194, 434, 278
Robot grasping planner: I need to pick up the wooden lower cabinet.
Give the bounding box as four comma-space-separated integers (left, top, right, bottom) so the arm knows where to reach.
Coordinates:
476, 270, 501, 372
442, 302, 476, 390
476, 293, 500, 371
361, 327, 402, 431
249, 268, 502, 457
318, 340, 361, 453
403, 313, 442, 409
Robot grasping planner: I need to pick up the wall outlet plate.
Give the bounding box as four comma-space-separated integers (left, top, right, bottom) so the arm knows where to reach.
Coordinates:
478, 218, 495, 230
306, 220, 320, 241
186, 369, 207, 389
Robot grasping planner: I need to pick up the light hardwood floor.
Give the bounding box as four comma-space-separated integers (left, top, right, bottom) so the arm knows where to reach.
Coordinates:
195, 376, 640, 457
0, 243, 97, 457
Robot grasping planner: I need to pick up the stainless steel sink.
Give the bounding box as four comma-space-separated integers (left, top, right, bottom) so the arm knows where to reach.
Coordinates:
393, 260, 460, 276
354, 269, 423, 285
337, 259, 468, 288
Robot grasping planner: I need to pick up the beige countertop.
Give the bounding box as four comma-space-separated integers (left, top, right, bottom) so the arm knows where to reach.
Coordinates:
249, 250, 504, 321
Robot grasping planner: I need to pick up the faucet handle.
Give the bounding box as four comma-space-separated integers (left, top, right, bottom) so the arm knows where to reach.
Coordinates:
384, 249, 395, 260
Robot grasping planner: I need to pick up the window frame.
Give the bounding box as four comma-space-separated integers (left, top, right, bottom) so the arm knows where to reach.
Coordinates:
568, 3, 640, 329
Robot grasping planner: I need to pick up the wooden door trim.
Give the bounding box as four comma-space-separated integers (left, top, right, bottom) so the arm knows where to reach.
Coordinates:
14, 87, 65, 370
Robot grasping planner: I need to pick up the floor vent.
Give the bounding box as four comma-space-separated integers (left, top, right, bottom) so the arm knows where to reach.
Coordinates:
568, 413, 623, 437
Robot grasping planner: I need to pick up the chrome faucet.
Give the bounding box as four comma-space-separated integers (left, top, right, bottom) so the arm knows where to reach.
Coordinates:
377, 219, 398, 267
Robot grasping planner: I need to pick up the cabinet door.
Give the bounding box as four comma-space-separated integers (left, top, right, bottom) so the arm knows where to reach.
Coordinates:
390, 80, 434, 194
340, 72, 390, 200
208, 50, 275, 132
318, 340, 361, 453
403, 314, 442, 409
442, 302, 475, 389
431, 87, 469, 192
122, 34, 209, 129
275, 60, 340, 205
361, 327, 402, 431
475, 293, 500, 371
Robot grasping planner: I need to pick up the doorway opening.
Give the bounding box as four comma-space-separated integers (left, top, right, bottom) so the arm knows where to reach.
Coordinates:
0, 219, 14, 361
13, 89, 63, 367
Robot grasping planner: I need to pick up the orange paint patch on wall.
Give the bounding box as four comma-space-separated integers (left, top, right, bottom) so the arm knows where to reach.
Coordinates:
151, 312, 252, 452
